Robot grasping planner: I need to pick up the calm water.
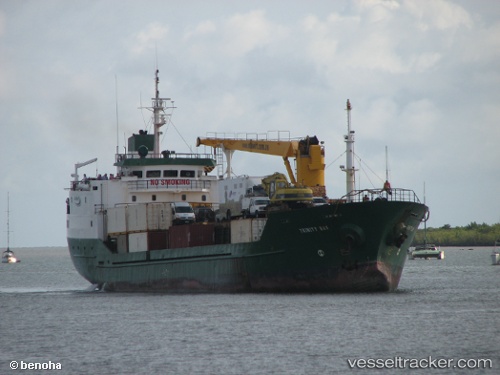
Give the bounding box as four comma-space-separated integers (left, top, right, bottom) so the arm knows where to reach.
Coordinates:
1, 247, 498, 374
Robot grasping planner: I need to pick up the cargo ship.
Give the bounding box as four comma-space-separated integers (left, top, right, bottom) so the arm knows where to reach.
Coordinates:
66, 70, 428, 292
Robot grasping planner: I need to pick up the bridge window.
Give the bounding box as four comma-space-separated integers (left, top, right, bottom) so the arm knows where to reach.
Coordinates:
180, 170, 195, 178
146, 170, 161, 178
202, 195, 207, 202
132, 171, 143, 178
164, 170, 178, 177
182, 194, 186, 201
152, 195, 157, 201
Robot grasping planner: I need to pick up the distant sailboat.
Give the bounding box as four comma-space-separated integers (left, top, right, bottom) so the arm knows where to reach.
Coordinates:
409, 183, 444, 260
1, 193, 19, 264
491, 240, 500, 265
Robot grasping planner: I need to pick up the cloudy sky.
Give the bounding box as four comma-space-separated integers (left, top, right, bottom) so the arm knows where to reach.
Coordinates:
1, 0, 499, 247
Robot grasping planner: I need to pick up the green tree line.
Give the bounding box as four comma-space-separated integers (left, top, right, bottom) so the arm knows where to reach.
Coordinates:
413, 222, 500, 247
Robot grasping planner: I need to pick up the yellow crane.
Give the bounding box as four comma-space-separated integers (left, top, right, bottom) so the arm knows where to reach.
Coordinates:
196, 134, 326, 196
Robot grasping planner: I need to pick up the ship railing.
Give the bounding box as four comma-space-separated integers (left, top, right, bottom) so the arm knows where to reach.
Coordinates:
68, 177, 215, 192
126, 179, 213, 191
342, 188, 421, 203
70, 181, 91, 191
115, 151, 214, 162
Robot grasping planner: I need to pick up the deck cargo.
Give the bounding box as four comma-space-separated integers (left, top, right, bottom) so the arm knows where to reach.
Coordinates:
66, 70, 428, 293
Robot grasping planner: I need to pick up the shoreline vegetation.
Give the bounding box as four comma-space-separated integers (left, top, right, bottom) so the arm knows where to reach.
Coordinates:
413, 222, 500, 247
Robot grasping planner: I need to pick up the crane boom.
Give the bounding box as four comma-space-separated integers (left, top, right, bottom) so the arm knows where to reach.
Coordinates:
196, 138, 297, 157
72, 158, 98, 182
196, 135, 326, 196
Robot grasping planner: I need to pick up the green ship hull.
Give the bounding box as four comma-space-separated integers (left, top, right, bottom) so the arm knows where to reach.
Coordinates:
68, 199, 427, 293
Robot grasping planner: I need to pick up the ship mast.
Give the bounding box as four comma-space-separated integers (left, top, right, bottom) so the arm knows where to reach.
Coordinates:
151, 69, 170, 157
423, 182, 427, 246
385, 146, 389, 182
6, 192, 10, 251
342, 99, 357, 202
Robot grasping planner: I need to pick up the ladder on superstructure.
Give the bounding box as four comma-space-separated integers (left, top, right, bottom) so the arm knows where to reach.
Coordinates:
215, 147, 225, 178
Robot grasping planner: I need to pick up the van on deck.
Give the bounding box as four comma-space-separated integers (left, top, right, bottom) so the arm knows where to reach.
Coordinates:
171, 202, 195, 225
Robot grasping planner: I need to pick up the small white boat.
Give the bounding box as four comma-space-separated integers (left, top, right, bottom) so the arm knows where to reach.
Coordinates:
1, 249, 19, 264
409, 244, 444, 260
491, 240, 500, 265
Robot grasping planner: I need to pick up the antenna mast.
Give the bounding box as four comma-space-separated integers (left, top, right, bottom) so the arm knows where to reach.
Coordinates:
6, 193, 10, 251
115, 75, 119, 156
385, 145, 389, 181
342, 99, 357, 202
152, 70, 171, 157
423, 182, 427, 245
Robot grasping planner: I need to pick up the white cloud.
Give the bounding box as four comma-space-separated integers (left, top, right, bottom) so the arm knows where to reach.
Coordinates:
0, 9, 5, 36
399, 99, 440, 140
404, 0, 472, 31
458, 22, 500, 63
128, 22, 169, 55
413, 52, 442, 72
302, 7, 415, 76
355, 0, 401, 22
221, 10, 289, 57
301, 0, 478, 80
301, 15, 341, 69
184, 20, 217, 40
